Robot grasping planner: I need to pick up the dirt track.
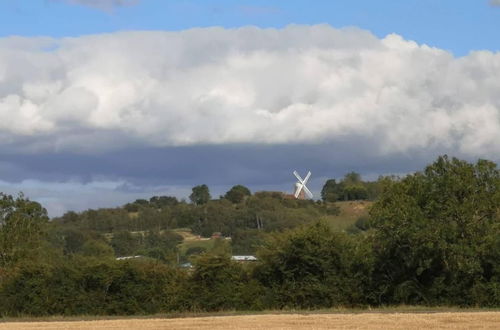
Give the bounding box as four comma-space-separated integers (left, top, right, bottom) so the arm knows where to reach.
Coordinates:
1, 312, 499, 329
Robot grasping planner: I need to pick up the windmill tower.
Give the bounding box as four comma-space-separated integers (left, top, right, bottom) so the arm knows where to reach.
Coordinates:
293, 170, 313, 200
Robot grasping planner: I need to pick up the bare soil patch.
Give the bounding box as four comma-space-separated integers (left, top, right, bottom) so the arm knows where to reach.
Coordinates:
1, 312, 499, 329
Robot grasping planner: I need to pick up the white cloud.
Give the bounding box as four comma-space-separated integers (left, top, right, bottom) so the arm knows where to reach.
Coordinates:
0, 25, 499, 157
490, 0, 500, 7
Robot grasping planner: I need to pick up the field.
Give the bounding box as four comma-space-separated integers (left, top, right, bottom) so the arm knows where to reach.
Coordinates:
1, 312, 499, 329
323, 200, 372, 231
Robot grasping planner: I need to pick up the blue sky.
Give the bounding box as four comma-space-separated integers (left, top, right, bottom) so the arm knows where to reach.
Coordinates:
1, 0, 499, 56
1, 0, 499, 216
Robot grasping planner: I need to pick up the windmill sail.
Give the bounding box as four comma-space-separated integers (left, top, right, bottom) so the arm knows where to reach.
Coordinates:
293, 170, 313, 199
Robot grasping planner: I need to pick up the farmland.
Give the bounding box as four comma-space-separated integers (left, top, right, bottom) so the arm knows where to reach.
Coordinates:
1, 312, 499, 329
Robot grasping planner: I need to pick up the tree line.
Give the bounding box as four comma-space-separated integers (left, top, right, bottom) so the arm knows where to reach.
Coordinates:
0, 155, 498, 316
49, 170, 382, 257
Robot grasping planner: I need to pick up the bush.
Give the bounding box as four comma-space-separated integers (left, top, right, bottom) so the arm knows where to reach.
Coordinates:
369, 156, 500, 306
254, 221, 373, 308
0, 259, 187, 316
186, 253, 261, 311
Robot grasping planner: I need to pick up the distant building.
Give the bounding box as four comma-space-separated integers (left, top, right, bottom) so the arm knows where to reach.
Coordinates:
116, 255, 143, 261
179, 262, 193, 268
294, 182, 306, 200
231, 255, 257, 262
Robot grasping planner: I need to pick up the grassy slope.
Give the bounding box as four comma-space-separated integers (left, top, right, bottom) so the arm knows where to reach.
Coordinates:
178, 239, 216, 256
320, 200, 373, 231
150, 201, 373, 256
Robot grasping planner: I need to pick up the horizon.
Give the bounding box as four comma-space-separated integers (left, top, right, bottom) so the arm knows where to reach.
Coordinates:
1, 0, 499, 216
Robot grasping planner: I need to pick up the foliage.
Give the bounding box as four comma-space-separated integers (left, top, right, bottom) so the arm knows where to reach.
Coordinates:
321, 172, 373, 202
224, 185, 251, 203
369, 155, 500, 306
111, 231, 141, 257
189, 185, 211, 205
187, 253, 262, 311
149, 196, 179, 208
254, 221, 373, 308
0, 156, 499, 316
51, 190, 338, 254
0, 193, 49, 268
81, 239, 115, 258
185, 246, 207, 256
321, 179, 341, 202
0, 259, 187, 316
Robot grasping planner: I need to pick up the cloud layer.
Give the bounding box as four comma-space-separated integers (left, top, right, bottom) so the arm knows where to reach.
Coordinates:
1, 25, 499, 159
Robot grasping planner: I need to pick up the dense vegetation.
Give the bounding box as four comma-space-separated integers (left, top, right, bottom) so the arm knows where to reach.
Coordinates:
0, 156, 498, 316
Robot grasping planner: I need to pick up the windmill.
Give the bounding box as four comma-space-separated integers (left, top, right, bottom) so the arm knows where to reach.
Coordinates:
293, 170, 313, 199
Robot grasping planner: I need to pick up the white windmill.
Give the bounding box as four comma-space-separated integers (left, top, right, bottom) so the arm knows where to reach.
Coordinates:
293, 170, 313, 199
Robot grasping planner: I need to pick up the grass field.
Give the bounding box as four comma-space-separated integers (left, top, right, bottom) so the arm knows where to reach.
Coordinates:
322, 200, 373, 231
1, 312, 499, 329
178, 238, 216, 255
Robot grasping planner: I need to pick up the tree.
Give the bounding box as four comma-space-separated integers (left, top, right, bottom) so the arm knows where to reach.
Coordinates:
321, 179, 340, 202
81, 239, 115, 258
0, 259, 187, 316
60, 227, 87, 255
369, 155, 500, 305
0, 193, 49, 267
321, 173, 369, 202
224, 185, 251, 203
111, 231, 140, 257
343, 185, 368, 200
187, 253, 249, 311
254, 221, 372, 308
343, 171, 362, 186
144, 230, 182, 252
149, 196, 179, 208
185, 246, 207, 257
189, 184, 211, 205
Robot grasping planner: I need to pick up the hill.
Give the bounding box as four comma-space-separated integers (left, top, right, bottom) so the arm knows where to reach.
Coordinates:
323, 200, 372, 231
51, 192, 375, 259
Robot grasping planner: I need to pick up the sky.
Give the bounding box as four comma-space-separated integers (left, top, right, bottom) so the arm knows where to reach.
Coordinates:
0, 0, 499, 216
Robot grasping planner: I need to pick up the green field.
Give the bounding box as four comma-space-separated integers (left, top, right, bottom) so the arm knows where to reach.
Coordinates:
178, 238, 216, 256
322, 200, 372, 231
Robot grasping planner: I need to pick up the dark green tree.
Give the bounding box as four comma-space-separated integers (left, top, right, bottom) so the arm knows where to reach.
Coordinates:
60, 227, 87, 255
321, 179, 340, 202
321, 173, 369, 202
343, 171, 362, 185
149, 196, 179, 208
0, 259, 187, 316
369, 155, 500, 305
81, 239, 115, 258
343, 185, 368, 200
255, 221, 373, 308
224, 185, 251, 203
187, 253, 258, 311
111, 231, 141, 257
189, 184, 211, 205
0, 193, 49, 267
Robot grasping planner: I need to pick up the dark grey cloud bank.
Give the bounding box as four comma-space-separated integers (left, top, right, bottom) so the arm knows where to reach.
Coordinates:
0, 25, 499, 215
0, 142, 490, 217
